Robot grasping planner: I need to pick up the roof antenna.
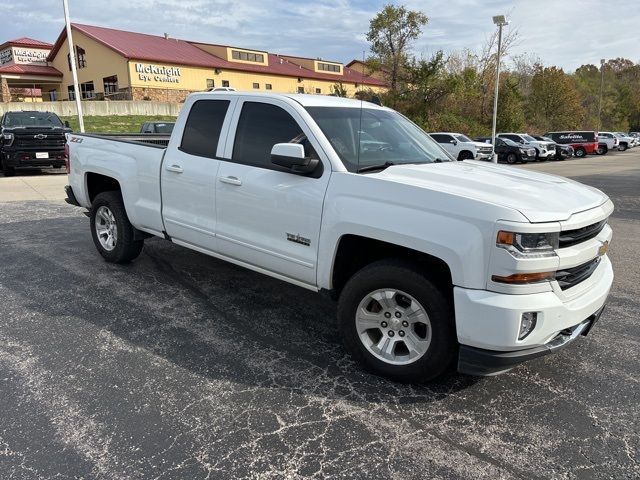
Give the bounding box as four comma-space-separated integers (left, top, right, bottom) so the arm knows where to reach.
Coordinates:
164, 33, 168, 40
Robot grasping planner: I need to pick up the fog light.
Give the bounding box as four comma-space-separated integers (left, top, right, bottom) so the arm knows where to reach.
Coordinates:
519, 312, 537, 340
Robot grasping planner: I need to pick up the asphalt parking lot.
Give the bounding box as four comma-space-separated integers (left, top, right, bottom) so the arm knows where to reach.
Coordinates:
0, 151, 638, 479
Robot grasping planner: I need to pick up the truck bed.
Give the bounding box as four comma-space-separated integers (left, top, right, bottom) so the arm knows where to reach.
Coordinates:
67, 132, 168, 235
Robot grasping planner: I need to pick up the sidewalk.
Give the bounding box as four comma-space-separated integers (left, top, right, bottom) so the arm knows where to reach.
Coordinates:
0, 173, 68, 202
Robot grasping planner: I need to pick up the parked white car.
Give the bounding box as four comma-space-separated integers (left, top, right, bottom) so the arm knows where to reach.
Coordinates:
429, 132, 494, 161
616, 132, 638, 148
597, 132, 619, 154
605, 132, 634, 151
65, 92, 613, 381
498, 133, 556, 160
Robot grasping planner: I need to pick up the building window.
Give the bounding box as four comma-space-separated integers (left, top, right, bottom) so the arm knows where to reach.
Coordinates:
231, 50, 264, 63
265, 84, 272, 90
206, 78, 214, 89
253, 83, 259, 89
67, 46, 87, 71
317, 62, 340, 72
67, 85, 75, 100
315, 88, 321, 94
297, 87, 304, 94
222, 80, 230, 87
80, 81, 95, 99
103, 75, 118, 95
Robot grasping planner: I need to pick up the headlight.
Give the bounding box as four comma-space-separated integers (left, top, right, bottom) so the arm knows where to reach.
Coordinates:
496, 230, 559, 258
519, 148, 526, 153
2, 132, 14, 145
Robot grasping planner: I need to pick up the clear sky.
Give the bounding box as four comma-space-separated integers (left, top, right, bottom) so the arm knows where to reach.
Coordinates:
5, 0, 639, 71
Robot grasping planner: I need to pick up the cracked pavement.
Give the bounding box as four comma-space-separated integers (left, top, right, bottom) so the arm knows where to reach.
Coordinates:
0, 154, 638, 479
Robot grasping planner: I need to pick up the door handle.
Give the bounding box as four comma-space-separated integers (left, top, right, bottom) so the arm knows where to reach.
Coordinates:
166, 164, 184, 173
219, 176, 242, 186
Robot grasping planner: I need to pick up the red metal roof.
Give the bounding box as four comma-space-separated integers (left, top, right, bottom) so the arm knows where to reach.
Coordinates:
47, 23, 385, 87
0, 37, 53, 50
0, 64, 63, 77
49, 24, 228, 69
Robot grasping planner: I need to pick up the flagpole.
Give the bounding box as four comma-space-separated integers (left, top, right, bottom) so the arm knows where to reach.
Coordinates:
62, 0, 84, 132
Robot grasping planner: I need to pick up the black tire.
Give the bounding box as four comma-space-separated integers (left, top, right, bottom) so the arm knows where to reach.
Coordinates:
506, 153, 518, 164
90, 191, 143, 264
337, 259, 457, 383
457, 151, 474, 161
596, 145, 607, 155
1, 157, 15, 177
574, 147, 586, 158
618, 143, 627, 152
534, 149, 545, 162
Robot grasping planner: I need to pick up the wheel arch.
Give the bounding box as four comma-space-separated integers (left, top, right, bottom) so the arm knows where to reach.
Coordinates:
330, 234, 454, 299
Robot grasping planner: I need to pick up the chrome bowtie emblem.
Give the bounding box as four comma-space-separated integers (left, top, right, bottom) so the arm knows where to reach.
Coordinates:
598, 240, 609, 256
34, 134, 47, 139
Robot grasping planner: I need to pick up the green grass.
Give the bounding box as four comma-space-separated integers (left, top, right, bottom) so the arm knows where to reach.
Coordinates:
60, 115, 177, 133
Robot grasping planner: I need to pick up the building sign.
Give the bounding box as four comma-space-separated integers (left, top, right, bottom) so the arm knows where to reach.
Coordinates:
0, 48, 12, 65
13, 48, 48, 65
135, 63, 182, 83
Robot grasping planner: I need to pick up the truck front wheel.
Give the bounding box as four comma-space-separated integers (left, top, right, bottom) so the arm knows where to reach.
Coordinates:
337, 260, 457, 382
90, 191, 143, 263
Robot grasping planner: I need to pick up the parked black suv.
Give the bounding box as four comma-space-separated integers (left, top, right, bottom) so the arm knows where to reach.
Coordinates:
1, 111, 72, 176
474, 137, 537, 164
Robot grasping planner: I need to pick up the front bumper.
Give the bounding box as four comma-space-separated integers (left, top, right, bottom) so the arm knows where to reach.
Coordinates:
454, 254, 613, 375
458, 306, 605, 375
3, 150, 66, 168
476, 152, 494, 161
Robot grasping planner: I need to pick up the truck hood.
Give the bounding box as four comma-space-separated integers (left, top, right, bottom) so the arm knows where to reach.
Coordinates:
375, 160, 609, 223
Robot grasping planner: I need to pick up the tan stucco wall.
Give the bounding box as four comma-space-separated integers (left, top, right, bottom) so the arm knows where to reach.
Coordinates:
50, 29, 130, 99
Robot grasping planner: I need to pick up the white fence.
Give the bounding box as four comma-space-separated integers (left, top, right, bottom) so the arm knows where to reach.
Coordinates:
0, 101, 182, 117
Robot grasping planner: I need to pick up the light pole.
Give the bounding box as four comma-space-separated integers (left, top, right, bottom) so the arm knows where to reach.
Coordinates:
490, 15, 508, 163
62, 0, 84, 132
597, 58, 605, 131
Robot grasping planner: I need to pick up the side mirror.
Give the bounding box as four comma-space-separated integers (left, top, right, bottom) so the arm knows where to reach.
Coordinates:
271, 143, 319, 174
450, 139, 457, 145
64, 121, 70, 128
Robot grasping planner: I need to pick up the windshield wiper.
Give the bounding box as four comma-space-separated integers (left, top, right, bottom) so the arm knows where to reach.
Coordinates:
357, 161, 396, 173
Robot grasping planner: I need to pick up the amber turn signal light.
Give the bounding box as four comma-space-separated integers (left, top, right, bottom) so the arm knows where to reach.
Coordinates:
496, 230, 515, 245
491, 271, 555, 284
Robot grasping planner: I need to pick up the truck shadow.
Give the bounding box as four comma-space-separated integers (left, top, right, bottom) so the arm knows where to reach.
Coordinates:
0, 215, 480, 406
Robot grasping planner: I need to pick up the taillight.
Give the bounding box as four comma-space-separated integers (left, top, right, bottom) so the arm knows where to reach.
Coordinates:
64, 143, 70, 174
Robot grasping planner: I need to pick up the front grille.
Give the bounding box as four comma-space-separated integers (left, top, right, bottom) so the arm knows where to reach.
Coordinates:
478, 147, 493, 154
559, 220, 607, 248
556, 257, 600, 290
14, 134, 66, 150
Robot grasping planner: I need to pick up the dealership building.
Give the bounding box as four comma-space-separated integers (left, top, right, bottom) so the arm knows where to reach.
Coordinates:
0, 23, 384, 103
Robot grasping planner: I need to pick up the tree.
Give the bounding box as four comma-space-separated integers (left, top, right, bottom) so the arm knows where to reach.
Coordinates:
366, 4, 428, 97
331, 82, 348, 97
496, 74, 525, 132
526, 66, 585, 131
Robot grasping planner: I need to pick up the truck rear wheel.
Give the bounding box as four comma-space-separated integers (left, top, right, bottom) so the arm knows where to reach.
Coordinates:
337, 259, 456, 382
90, 191, 143, 264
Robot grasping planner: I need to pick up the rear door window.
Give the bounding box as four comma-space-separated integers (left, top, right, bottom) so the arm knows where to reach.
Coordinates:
180, 100, 230, 158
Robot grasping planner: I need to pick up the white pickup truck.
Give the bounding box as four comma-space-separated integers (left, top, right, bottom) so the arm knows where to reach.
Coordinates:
65, 92, 614, 382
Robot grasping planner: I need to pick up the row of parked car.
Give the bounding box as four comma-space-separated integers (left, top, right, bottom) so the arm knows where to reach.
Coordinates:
428, 130, 639, 164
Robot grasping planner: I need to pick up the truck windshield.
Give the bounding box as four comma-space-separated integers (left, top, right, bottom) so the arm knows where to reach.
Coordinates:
305, 106, 452, 173
522, 134, 537, 142
455, 134, 473, 143
3, 112, 63, 128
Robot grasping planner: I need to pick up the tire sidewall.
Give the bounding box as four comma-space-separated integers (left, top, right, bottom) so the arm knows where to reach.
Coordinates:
506, 153, 517, 164
575, 148, 586, 158
338, 261, 456, 382
90, 192, 140, 263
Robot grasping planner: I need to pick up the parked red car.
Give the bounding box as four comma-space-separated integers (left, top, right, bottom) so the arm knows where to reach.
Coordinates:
543, 131, 599, 158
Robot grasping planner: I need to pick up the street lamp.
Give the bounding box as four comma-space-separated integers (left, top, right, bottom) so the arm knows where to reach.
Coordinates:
597, 58, 605, 131
490, 15, 509, 163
